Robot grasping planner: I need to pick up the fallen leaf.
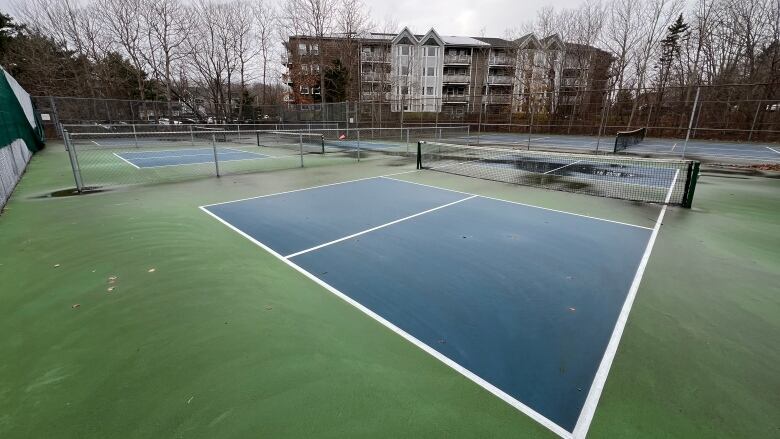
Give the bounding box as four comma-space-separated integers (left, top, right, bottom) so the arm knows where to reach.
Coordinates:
72, 304, 80, 309
147, 268, 156, 273
54, 264, 60, 268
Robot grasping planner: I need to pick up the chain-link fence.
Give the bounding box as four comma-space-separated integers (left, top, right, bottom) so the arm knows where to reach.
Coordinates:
60, 125, 470, 190
0, 139, 33, 211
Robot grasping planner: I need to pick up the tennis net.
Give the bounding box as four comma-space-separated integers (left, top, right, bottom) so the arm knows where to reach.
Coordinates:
613, 127, 647, 153
417, 141, 700, 206
256, 130, 325, 154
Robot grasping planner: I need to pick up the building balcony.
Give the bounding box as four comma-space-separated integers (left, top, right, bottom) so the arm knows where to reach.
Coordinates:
483, 94, 513, 104
442, 94, 469, 103
443, 74, 470, 84
487, 75, 513, 85
361, 72, 387, 82
444, 54, 471, 64
361, 52, 390, 62
361, 91, 390, 101
489, 55, 513, 66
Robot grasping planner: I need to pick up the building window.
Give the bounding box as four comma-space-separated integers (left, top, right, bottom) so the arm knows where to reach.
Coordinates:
426, 67, 435, 76
400, 65, 409, 75
300, 86, 309, 94
400, 45, 409, 55
427, 87, 434, 95
401, 86, 409, 95
427, 47, 437, 56
312, 87, 320, 95
310, 43, 319, 55
298, 43, 306, 53
302, 64, 310, 74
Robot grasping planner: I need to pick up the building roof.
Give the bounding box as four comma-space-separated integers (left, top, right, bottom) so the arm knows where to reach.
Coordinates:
441, 35, 491, 46
472, 37, 513, 48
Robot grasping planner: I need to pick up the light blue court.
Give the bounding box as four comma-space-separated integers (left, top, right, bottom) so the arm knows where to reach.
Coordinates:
201, 176, 655, 435
115, 147, 269, 168
324, 139, 405, 151
473, 132, 780, 161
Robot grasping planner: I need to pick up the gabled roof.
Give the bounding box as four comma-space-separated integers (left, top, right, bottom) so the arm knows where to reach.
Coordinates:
420, 28, 444, 46
540, 34, 564, 50
392, 27, 419, 45
514, 33, 541, 49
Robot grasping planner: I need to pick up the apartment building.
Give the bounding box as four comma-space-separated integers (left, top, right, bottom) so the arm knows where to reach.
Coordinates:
282, 28, 610, 115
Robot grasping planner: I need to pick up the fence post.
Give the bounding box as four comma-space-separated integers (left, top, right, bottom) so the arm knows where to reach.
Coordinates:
595, 91, 610, 153
212, 134, 220, 177
527, 103, 535, 150
748, 100, 762, 142
299, 134, 304, 168
64, 130, 84, 192
682, 86, 701, 159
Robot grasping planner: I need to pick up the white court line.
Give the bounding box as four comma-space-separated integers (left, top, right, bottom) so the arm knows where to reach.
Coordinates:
670, 142, 677, 151
201, 169, 421, 208
129, 155, 273, 169
530, 137, 550, 141
284, 195, 478, 258
112, 152, 140, 169
91, 140, 101, 146
133, 149, 269, 160
543, 160, 583, 175
381, 176, 653, 230
571, 169, 679, 439
198, 205, 573, 439
766, 146, 780, 155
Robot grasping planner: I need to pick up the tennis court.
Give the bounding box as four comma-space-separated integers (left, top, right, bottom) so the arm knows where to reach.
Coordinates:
472, 132, 780, 162
115, 147, 269, 168
201, 176, 663, 436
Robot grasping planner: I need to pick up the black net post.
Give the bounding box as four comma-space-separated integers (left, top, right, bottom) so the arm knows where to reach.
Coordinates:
682, 161, 700, 208
416, 141, 423, 169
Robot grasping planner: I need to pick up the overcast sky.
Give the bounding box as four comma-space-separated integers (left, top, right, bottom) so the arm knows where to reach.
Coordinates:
366, 0, 583, 36
0, 0, 587, 37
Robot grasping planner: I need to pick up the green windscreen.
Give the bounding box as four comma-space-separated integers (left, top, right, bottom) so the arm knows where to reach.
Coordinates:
0, 67, 45, 152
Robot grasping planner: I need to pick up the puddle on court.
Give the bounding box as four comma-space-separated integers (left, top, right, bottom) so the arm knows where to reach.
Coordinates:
31, 187, 109, 198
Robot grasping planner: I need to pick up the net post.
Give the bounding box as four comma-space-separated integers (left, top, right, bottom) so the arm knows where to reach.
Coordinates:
256, 130, 261, 147
64, 130, 84, 192
212, 134, 220, 177
682, 161, 700, 208
320, 134, 325, 154
190, 125, 195, 147
299, 133, 304, 167
406, 128, 410, 154
682, 86, 700, 159
132, 124, 139, 148
357, 129, 361, 162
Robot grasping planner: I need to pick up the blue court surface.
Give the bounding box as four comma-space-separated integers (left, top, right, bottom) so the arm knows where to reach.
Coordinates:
115, 147, 269, 168
324, 138, 405, 151
201, 177, 654, 436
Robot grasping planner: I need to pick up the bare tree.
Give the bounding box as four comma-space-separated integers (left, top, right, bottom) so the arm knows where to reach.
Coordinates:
140, 0, 190, 120
281, 0, 337, 104
252, 0, 277, 105
96, 0, 148, 108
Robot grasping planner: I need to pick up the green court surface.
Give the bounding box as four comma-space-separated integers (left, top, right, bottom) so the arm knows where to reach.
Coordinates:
0, 143, 778, 438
